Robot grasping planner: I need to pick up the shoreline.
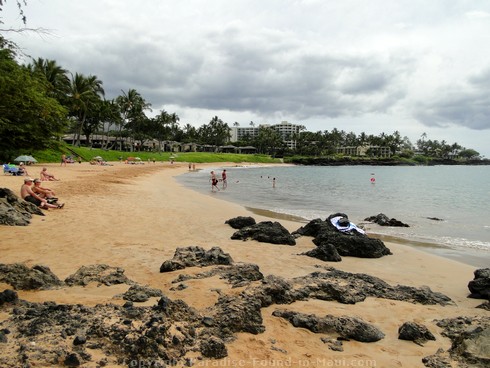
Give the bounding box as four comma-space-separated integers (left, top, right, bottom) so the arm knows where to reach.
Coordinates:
239, 205, 490, 269
0, 162, 488, 367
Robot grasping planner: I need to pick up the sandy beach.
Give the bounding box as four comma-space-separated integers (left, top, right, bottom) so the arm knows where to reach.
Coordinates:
0, 162, 488, 367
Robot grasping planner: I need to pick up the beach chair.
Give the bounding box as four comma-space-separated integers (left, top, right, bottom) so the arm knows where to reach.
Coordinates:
3, 164, 19, 175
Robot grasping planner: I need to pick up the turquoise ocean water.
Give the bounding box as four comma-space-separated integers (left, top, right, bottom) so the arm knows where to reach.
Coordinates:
176, 165, 490, 267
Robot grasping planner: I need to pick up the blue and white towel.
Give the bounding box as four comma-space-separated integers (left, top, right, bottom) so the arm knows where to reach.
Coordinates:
330, 216, 365, 235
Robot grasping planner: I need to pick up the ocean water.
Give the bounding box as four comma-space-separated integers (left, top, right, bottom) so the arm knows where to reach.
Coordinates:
176, 165, 490, 266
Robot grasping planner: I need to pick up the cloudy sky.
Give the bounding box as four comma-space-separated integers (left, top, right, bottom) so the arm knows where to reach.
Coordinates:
3, 0, 490, 156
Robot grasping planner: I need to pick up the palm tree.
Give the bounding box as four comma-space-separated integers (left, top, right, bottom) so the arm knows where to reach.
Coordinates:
28, 58, 70, 100
115, 89, 150, 151
67, 73, 104, 146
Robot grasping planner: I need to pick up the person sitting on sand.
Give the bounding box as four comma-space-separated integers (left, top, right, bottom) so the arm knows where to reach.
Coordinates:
20, 178, 64, 209
40, 167, 60, 181
32, 178, 58, 203
18, 162, 29, 176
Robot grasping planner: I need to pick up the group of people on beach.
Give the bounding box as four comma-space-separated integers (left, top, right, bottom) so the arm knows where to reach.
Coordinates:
13, 161, 63, 209
210, 170, 227, 192
20, 177, 64, 210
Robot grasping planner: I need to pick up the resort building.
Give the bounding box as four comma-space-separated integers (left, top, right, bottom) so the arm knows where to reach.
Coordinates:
229, 126, 259, 142
230, 121, 301, 149
336, 145, 391, 158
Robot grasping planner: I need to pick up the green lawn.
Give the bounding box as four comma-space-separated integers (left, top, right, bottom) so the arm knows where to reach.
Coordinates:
31, 144, 282, 164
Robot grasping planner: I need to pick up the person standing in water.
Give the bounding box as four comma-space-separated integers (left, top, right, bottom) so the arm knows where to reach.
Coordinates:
221, 169, 227, 189
210, 171, 220, 192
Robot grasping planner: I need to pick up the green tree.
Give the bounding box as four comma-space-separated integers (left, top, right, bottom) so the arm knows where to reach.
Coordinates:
254, 126, 284, 156
199, 116, 230, 149
458, 148, 479, 160
0, 47, 67, 160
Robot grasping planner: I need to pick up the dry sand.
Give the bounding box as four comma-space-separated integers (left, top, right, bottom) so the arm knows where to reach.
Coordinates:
0, 162, 487, 367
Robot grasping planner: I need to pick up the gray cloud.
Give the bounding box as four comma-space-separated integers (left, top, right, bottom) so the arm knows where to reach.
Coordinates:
414, 68, 490, 130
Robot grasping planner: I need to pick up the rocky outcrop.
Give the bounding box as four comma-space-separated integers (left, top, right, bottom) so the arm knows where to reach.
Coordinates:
120, 284, 164, 302
225, 216, 256, 229
272, 309, 385, 342
160, 246, 234, 272
171, 263, 264, 288
0, 263, 63, 290
0, 296, 203, 367
294, 213, 392, 260
0, 188, 44, 226
290, 269, 453, 306
64, 264, 134, 286
0, 251, 457, 367
231, 221, 296, 245
364, 213, 409, 227
301, 243, 342, 262
432, 316, 490, 367
0, 289, 18, 306
468, 268, 490, 300
398, 321, 436, 345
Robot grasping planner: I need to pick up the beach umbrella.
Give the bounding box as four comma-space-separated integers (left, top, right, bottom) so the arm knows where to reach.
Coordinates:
93, 156, 103, 160
134, 157, 141, 161
127, 157, 135, 161
14, 155, 38, 163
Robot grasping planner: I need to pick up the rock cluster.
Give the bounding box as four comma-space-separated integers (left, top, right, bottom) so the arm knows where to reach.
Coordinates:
160, 246, 233, 272
0, 248, 459, 366
293, 213, 392, 261
429, 316, 490, 367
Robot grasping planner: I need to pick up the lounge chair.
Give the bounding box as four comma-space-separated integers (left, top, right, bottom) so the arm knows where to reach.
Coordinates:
3, 164, 20, 175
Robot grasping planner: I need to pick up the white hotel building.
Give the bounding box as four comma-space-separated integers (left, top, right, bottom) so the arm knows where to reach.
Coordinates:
230, 121, 300, 149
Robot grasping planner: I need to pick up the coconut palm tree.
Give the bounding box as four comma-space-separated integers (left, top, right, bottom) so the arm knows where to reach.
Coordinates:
115, 88, 151, 151
67, 73, 105, 146
28, 58, 70, 100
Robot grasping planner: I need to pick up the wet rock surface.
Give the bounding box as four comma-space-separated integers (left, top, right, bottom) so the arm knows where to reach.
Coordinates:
364, 213, 410, 227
